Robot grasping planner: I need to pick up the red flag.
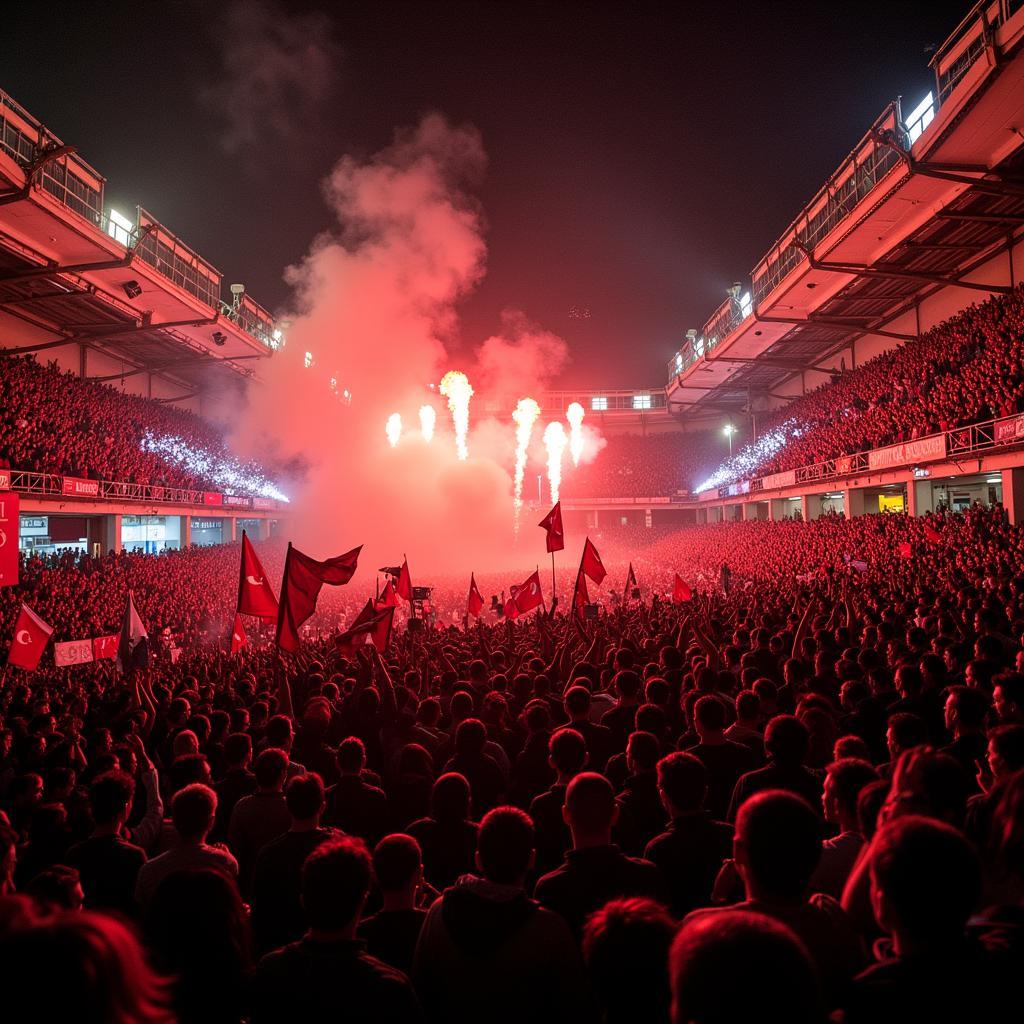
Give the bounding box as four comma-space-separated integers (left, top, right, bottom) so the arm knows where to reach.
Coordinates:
92, 634, 119, 661
503, 597, 519, 621
898, 542, 913, 559
230, 613, 247, 655
237, 531, 279, 621
513, 570, 545, 615
923, 525, 943, 544
672, 574, 693, 604
276, 542, 362, 653
0, 492, 20, 588
572, 567, 590, 621
581, 538, 607, 585
338, 600, 394, 657
467, 574, 484, 618
396, 559, 413, 602
7, 603, 53, 670
624, 563, 638, 602
538, 501, 565, 553
377, 580, 398, 610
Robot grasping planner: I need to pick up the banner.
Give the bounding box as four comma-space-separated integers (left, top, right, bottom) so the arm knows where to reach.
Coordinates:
93, 634, 119, 660
762, 470, 796, 490
995, 415, 1024, 444
252, 497, 275, 510
0, 470, 9, 489
867, 435, 946, 471
203, 492, 223, 506
835, 456, 853, 475
62, 476, 100, 497
223, 494, 251, 508
0, 492, 18, 588
54, 639, 94, 667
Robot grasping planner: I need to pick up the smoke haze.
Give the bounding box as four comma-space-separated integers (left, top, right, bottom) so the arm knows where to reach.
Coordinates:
236, 113, 598, 579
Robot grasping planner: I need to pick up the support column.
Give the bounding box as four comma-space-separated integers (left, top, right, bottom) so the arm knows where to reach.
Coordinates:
180, 515, 191, 547
769, 498, 788, 521
103, 514, 122, 554
802, 494, 824, 521
227, 517, 238, 542
843, 488, 865, 520
1001, 468, 1024, 526
906, 480, 934, 518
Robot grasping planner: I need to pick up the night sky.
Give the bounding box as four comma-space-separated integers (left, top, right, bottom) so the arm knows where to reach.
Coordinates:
5, 0, 968, 387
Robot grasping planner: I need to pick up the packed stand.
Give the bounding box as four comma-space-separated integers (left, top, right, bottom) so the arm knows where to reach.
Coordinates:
562, 430, 718, 499
1, 507, 1024, 1022
700, 284, 1024, 489
0, 354, 283, 496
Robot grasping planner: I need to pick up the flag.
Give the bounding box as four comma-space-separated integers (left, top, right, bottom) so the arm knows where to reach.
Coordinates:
230, 612, 247, 655
672, 575, 692, 604
898, 542, 913, 559
924, 525, 943, 544
538, 501, 565, 553
849, 559, 868, 573
7, 604, 53, 670
513, 570, 545, 615
0, 491, 19, 588
581, 538, 606, 585
377, 580, 398, 610
396, 558, 413, 602
572, 567, 590, 621
92, 634, 119, 661
117, 591, 149, 673
624, 563, 638, 602
338, 600, 395, 656
237, 531, 279, 621
276, 542, 362, 653
54, 639, 94, 667
467, 574, 484, 618
503, 597, 519, 621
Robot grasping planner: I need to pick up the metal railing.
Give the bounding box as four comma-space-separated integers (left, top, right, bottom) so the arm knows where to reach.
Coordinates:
929, 0, 1010, 105
131, 208, 222, 310
714, 411, 1024, 500
6, 468, 281, 511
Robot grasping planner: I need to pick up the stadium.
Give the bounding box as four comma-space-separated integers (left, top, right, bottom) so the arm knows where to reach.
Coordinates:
2, 2, 1024, 1022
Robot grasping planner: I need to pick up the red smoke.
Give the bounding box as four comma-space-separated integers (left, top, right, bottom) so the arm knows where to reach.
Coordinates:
235, 114, 596, 577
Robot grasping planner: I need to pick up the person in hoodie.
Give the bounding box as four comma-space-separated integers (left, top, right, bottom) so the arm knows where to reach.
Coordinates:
413, 805, 593, 1024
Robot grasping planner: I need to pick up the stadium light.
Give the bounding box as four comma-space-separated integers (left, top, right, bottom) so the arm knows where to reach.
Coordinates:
723, 422, 736, 456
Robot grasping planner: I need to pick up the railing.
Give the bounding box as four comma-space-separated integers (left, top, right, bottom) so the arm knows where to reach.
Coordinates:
668, 292, 753, 379
929, 0, 1011, 106
713, 410, 1024, 500
0, 87, 280, 350
5, 468, 282, 511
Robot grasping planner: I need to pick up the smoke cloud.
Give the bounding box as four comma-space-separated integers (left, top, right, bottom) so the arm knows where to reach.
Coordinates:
200, 0, 342, 157
236, 113, 588, 577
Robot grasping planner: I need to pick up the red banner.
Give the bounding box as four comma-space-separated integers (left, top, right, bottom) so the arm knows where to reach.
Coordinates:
203, 492, 223, 506
867, 435, 946, 471
92, 634, 119, 661
223, 494, 251, 508
835, 456, 853, 475
0, 470, 9, 489
0, 492, 18, 588
995, 415, 1024, 444
62, 476, 100, 497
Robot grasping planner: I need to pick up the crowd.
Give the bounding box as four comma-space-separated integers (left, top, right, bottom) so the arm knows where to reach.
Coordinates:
0, 355, 282, 496
2, 505, 1024, 1021
562, 431, 718, 499
712, 285, 1024, 486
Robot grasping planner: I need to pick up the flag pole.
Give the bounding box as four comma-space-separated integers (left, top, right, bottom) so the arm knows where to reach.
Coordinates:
551, 550, 556, 605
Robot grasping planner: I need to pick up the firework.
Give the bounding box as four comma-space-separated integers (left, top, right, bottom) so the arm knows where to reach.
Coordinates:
385, 413, 402, 448
419, 404, 436, 442
511, 397, 541, 535
439, 370, 474, 460
566, 401, 585, 467
543, 421, 567, 506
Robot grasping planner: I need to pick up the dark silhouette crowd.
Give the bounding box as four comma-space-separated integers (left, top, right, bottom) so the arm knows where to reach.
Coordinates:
2, 504, 1024, 1022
